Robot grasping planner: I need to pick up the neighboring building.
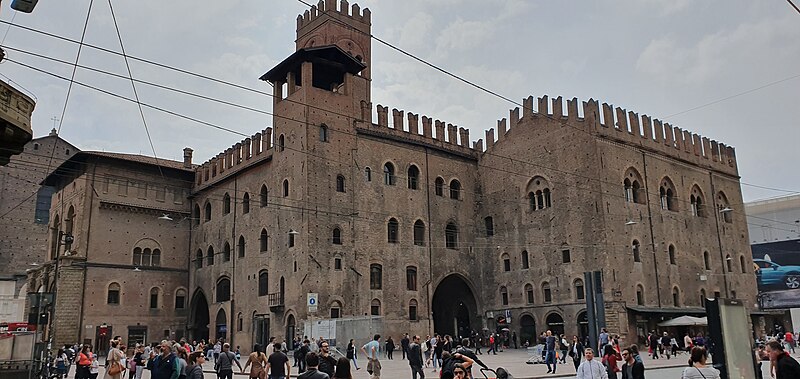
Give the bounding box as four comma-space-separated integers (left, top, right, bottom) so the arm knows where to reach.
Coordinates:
0, 129, 77, 324
27, 150, 194, 349
0, 78, 36, 166
745, 195, 800, 330
185, 0, 757, 350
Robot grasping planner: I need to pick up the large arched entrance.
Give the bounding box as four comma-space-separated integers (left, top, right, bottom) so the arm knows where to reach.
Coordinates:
577, 311, 589, 341
519, 315, 536, 346
216, 309, 228, 341
546, 313, 565, 336
189, 290, 210, 342
432, 274, 478, 339
285, 314, 296, 344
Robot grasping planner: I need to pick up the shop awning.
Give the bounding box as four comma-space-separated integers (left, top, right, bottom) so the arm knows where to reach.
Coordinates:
658, 316, 708, 327
626, 306, 706, 315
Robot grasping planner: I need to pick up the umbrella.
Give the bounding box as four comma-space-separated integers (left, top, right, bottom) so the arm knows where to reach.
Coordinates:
501, 328, 511, 332
658, 316, 707, 327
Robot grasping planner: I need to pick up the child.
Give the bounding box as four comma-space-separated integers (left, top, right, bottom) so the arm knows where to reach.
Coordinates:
89, 355, 100, 379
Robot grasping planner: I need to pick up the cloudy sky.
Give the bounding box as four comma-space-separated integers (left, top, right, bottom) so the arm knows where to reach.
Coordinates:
1, 0, 798, 202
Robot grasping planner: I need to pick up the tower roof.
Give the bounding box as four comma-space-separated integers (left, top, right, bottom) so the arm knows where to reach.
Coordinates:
259, 45, 366, 83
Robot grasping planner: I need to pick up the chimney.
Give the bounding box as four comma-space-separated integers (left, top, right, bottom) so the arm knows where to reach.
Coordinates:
183, 147, 193, 168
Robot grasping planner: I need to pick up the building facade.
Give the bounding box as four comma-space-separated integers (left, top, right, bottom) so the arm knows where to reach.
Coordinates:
27, 150, 194, 349
0, 129, 77, 324
186, 0, 757, 350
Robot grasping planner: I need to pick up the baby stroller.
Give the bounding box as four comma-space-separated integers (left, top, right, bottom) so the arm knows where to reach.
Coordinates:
479, 367, 513, 379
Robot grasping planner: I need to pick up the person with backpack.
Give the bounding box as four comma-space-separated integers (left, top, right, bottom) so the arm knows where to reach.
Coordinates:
295, 340, 311, 373
243, 344, 267, 379
345, 339, 359, 370
215, 343, 242, 379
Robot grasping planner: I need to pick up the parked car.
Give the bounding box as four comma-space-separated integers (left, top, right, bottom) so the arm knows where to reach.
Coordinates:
753, 259, 800, 289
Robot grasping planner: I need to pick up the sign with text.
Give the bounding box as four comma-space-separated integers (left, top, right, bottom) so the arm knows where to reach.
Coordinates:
307, 293, 318, 313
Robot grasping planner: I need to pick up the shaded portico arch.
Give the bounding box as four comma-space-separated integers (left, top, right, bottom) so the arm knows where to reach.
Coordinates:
432, 274, 479, 339
216, 308, 228, 341
189, 289, 210, 342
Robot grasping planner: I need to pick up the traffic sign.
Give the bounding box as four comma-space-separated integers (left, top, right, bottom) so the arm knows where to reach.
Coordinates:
307, 293, 318, 313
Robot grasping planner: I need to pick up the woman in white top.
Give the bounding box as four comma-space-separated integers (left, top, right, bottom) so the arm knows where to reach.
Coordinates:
681, 346, 720, 379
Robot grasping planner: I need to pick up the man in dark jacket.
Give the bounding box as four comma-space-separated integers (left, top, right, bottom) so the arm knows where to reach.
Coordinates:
401, 334, 410, 360
317, 342, 337, 377
297, 352, 329, 379
620, 348, 645, 379
568, 336, 584, 371
408, 336, 424, 379
147, 341, 179, 379
295, 340, 311, 373
767, 341, 800, 379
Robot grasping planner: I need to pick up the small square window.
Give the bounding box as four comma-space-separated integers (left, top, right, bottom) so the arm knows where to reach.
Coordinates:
334, 257, 342, 270
561, 249, 571, 263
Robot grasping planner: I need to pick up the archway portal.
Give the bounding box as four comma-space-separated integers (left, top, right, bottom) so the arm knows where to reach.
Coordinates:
189, 290, 210, 342
432, 275, 478, 339
215, 308, 228, 341
520, 315, 536, 346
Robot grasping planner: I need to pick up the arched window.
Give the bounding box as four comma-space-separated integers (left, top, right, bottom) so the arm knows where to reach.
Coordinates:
107, 283, 120, 305
237, 312, 243, 332
726, 254, 732, 272
484, 216, 494, 237
238, 236, 246, 257
151, 249, 161, 267
449, 179, 461, 200
501, 253, 511, 272
260, 229, 269, 252
207, 246, 215, 265
336, 175, 346, 193
406, 266, 417, 291
282, 180, 289, 197
383, 163, 395, 185
413, 220, 425, 246
216, 277, 231, 302
632, 240, 641, 262
387, 218, 399, 243
149, 288, 160, 309
703, 251, 711, 270
690, 186, 706, 217
408, 299, 418, 320
672, 286, 680, 307
133, 247, 143, 266
277, 134, 285, 152
740, 255, 747, 274
521, 250, 529, 269
500, 286, 508, 306
623, 168, 644, 204
542, 282, 552, 303
175, 289, 186, 309
525, 283, 534, 304
364, 167, 372, 182
142, 248, 152, 267
258, 271, 268, 296
668, 244, 676, 265
574, 279, 585, 300
370, 264, 382, 289
242, 193, 250, 214
527, 176, 552, 210
332, 228, 342, 245
223, 242, 231, 262
260, 185, 269, 207
659, 177, 678, 211
204, 202, 212, 221
434, 177, 444, 196
445, 222, 458, 249
319, 124, 328, 142
223, 193, 231, 214
636, 285, 645, 306
195, 249, 203, 269
408, 165, 420, 190
371, 299, 381, 316
193, 204, 200, 225
717, 192, 733, 223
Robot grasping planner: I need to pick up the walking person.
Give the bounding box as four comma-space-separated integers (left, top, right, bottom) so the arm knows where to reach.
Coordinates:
576, 348, 608, 379
681, 347, 719, 379
332, 357, 352, 379
90, 355, 100, 379
620, 348, 644, 379
242, 344, 267, 379
408, 335, 425, 379
186, 352, 206, 379
265, 342, 291, 379
559, 335, 568, 364
601, 344, 621, 379
76, 344, 94, 379
385, 337, 395, 360
598, 328, 610, 350
104, 340, 124, 379
318, 342, 337, 377
360, 334, 382, 379
215, 343, 242, 379
647, 332, 659, 359
175, 346, 189, 379
133, 345, 146, 379
401, 334, 410, 360
544, 330, 558, 374
659, 332, 671, 360
55, 348, 68, 379
345, 339, 359, 370
296, 353, 327, 379
296, 340, 311, 373
766, 340, 800, 379
569, 335, 584, 371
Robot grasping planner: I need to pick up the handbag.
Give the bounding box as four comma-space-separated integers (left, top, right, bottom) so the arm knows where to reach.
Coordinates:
108, 361, 123, 376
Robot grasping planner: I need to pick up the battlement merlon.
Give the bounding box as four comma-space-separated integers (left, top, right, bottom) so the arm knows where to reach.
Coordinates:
193, 128, 275, 187
482, 95, 739, 176
297, 1, 371, 31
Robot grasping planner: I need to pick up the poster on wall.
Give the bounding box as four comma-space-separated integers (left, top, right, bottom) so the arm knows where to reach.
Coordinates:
751, 240, 800, 309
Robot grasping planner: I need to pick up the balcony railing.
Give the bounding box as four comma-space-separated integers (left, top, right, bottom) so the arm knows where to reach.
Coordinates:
268, 292, 284, 312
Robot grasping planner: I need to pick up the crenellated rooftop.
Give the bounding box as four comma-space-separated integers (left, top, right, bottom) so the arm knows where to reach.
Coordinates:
296, 0, 370, 30
193, 127, 274, 191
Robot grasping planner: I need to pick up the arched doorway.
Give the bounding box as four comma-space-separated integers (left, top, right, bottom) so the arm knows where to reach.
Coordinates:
577, 311, 589, 341
546, 313, 565, 336
519, 315, 536, 346
216, 308, 228, 341
189, 290, 210, 342
285, 314, 296, 344
432, 274, 478, 338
